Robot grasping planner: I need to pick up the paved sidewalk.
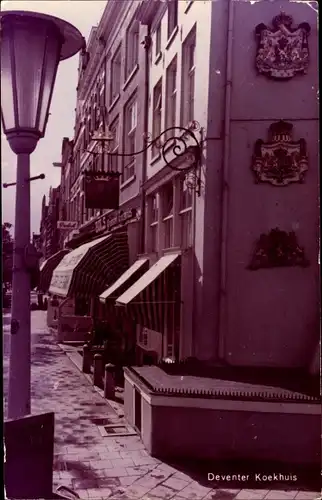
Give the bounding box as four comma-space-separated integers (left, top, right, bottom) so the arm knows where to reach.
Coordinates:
3, 311, 320, 500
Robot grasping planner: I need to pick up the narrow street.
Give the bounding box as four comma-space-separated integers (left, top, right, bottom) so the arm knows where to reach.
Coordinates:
2, 310, 319, 500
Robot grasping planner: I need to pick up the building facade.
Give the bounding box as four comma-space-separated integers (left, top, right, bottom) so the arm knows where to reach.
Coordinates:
49, 0, 318, 374
122, 0, 320, 462
39, 184, 61, 263
62, 0, 147, 259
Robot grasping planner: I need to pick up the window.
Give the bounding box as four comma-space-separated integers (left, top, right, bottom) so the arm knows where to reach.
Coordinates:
110, 46, 121, 104
126, 18, 139, 79
162, 182, 174, 249
184, 0, 194, 13
179, 174, 193, 248
123, 96, 137, 182
108, 117, 119, 173
167, 0, 178, 39
149, 194, 159, 252
165, 57, 177, 132
155, 23, 161, 57
152, 79, 162, 157
182, 27, 196, 126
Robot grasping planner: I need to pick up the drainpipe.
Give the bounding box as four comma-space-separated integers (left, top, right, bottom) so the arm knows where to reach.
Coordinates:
190, 130, 200, 358
218, 0, 234, 359
139, 26, 151, 255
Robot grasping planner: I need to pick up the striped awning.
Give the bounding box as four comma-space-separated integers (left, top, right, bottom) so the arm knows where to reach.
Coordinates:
116, 252, 181, 333
49, 232, 128, 298
99, 257, 149, 303
38, 249, 70, 293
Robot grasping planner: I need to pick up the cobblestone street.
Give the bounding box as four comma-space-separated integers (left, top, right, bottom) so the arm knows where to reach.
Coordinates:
3, 311, 320, 500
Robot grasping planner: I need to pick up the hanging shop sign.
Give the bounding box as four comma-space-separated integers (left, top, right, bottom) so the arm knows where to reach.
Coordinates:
57, 221, 78, 230
251, 121, 308, 186
84, 172, 119, 210
255, 12, 311, 80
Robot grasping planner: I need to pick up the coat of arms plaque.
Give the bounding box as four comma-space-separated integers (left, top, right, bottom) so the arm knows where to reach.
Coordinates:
252, 121, 308, 186
255, 12, 311, 79
248, 228, 309, 270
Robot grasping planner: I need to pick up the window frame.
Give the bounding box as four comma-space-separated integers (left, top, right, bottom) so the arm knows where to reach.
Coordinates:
165, 56, 177, 133
167, 0, 178, 40
123, 95, 137, 182
125, 17, 139, 80
152, 78, 163, 158
149, 193, 159, 253
162, 182, 174, 249
108, 116, 120, 173
179, 174, 193, 248
181, 27, 196, 126
110, 45, 122, 105
155, 22, 162, 57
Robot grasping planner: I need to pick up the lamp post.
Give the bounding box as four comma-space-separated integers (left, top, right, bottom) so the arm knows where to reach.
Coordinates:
0, 10, 83, 419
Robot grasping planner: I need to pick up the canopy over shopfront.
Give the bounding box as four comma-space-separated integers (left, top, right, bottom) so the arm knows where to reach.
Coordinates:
38, 249, 70, 293
116, 252, 181, 333
49, 232, 128, 298
99, 257, 149, 303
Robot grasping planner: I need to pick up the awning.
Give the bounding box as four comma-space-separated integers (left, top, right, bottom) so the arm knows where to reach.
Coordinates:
99, 257, 149, 303
49, 232, 128, 298
38, 249, 70, 293
116, 252, 181, 332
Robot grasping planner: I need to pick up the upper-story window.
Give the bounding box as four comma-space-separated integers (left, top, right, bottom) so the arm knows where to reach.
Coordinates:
149, 193, 159, 253
181, 26, 196, 126
108, 116, 119, 174
167, 0, 178, 39
155, 22, 161, 57
123, 95, 137, 182
162, 182, 174, 249
179, 174, 193, 248
125, 18, 139, 79
110, 46, 121, 105
165, 56, 177, 132
152, 79, 162, 158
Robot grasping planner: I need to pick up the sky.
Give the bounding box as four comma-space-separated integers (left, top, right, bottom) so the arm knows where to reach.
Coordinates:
1, 0, 107, 234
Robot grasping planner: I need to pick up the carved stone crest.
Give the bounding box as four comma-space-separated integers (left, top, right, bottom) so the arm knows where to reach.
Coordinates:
252, 121, 308, 186
248, 228, 309, 270
255, 12, 311, 79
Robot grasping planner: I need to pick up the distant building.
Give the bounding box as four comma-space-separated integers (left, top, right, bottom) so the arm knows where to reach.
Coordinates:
39, 186, 61, 262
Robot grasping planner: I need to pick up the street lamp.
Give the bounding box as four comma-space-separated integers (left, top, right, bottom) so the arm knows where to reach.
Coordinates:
0, 10, 83, 419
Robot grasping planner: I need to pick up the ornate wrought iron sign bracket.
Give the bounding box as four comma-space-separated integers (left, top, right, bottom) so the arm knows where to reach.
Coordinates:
76, 121, 204, 195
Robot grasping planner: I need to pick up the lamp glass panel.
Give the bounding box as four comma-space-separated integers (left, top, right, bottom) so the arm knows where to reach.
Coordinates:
13, 21, 47, 128
37, 34, 61, 135
0, 33, 16, 130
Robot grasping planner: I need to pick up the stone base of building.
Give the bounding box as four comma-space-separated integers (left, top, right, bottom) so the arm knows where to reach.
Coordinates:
124, 366, 320, 467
